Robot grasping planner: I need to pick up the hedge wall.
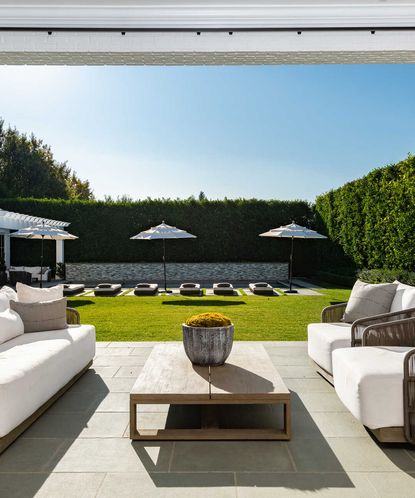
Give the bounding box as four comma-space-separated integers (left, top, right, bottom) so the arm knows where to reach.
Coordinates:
1, 198, 323, 273
315, 155, 415, 270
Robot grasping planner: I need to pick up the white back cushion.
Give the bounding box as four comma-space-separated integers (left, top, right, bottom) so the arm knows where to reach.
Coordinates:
0, 309, 24, 344
16, 283, 63, 303
0, 286, 18, 311
390, 281, 415, 312
343, 280, 397, 323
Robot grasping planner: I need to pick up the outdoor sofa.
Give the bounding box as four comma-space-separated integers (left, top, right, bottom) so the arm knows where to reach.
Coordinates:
9, 266, 51, 283
249, 282, 274, 296
308, 279, 415, 443
213, 282, 234, 296
179, 283, 202, 296
134, 283, 159, 296
63, 283, 85, 296
94, 283, 122, 296
0, 285, 96, 453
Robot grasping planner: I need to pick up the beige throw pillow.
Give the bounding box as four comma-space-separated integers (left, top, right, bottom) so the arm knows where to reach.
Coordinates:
343, 280, 397, 323
16, 282, 63, 304
10, 298, 67, 333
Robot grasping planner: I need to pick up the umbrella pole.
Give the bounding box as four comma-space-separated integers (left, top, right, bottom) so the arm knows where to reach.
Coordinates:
40, 236, 44, 289
285, 236, 298, 294
162, 238, 172, 293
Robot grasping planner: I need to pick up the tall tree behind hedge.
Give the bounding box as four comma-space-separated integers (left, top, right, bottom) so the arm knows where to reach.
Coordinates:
0, 119, 93, 200
316, 154, 415, 270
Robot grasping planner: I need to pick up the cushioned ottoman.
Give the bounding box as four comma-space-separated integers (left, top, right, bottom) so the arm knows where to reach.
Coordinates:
94, 283, 122, 296
333, 346, 412, 430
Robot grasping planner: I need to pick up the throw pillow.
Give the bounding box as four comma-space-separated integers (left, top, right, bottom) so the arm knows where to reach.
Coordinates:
343, 280, 398, 323
10, 297, 67, 333
390, 281, 415, 312
0, 286, 18, 312
0, 308, 24, 344
16, 282, 63, 303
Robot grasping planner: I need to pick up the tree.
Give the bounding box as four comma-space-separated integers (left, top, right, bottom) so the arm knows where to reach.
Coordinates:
198, 191, 207, 201
0, 119, 93, 200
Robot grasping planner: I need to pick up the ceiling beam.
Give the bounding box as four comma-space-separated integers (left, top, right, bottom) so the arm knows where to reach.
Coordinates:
1, 3, 415, 30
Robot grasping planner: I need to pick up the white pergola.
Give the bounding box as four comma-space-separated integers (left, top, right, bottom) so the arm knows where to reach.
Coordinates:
0, 208, 70, 268
0, 1, 415, 64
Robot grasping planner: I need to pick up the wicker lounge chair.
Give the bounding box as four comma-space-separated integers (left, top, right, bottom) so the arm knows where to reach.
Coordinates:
213, 282, 234, 296
179, 283, 202, 296
308, 281, 415, 382
134, 283, 159, 296
63, 284, 85, 296
94, 283, 122, 296
249, 282, 274, 296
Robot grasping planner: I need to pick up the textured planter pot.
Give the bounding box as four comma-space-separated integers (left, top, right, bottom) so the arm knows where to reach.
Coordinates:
182, 324, 234, 366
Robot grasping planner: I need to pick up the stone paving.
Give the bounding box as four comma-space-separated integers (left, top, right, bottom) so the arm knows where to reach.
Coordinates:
1, 341, 415, 497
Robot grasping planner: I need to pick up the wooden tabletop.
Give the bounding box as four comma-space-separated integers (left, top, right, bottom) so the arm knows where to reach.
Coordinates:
131, 342, 289, 404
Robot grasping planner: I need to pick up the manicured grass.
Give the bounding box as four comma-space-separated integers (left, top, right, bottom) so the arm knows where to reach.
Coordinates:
69, 285, 351, 342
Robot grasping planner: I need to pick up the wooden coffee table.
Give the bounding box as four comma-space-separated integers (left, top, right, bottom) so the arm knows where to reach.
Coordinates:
130, 342, 291, 440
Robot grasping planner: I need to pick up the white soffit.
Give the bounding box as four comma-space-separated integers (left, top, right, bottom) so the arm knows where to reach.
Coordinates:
1, 1, 415, 29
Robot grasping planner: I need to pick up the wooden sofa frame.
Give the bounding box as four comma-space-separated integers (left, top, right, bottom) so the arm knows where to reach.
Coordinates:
0, 308, 92, 454
313, 301, 415, 444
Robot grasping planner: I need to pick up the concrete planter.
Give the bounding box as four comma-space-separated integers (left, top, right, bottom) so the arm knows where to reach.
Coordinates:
182, 324, 234, 367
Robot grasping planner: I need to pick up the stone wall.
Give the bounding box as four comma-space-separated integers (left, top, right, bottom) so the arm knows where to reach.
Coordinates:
66, 262, 288, 284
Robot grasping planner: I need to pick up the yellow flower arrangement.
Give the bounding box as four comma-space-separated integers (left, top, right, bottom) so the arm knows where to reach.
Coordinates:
185, 312, 232, 328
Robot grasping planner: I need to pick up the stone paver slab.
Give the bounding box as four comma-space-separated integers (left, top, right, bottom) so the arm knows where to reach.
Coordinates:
96, 472, 237, 498
171, 441, 294, 472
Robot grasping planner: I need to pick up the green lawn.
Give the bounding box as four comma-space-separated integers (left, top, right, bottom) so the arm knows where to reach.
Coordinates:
68, 285, 351, 342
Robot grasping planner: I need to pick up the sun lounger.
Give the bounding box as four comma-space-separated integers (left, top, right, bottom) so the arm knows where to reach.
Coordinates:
179, 282, 202, 296
63, 284, 85, 296
134, 283, 159, 296
94, 283, 122, 296
249, 282, 274, 296
213, 282, 234, 296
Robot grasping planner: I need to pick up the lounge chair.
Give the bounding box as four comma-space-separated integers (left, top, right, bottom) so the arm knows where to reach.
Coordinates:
249, 282, 274, 296
134, 283, 159, 296
179, 283, 202, 296
213, 282, 234, 296
94, 283, 122, 296
63, 284, 85, 296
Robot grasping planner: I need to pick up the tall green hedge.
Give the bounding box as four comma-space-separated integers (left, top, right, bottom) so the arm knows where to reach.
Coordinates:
315, 155, 415, 270
1, 198, 321, 272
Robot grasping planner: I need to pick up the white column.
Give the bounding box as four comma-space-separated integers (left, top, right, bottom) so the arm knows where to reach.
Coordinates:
4, 231, 11, 268
56, 239, 64, 264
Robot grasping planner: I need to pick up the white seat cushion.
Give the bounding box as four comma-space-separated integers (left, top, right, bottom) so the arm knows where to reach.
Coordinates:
308, 322, 352, 374
333, 346, 412, 429
0, 325, 95, 437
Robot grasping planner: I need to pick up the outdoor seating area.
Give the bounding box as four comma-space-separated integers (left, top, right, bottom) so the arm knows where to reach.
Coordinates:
1, 339, 415, 496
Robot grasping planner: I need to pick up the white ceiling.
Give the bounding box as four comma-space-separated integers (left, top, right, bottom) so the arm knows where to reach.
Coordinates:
1, 1, 415, 29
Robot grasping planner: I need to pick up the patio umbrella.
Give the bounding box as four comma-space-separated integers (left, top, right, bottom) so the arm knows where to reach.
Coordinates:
11, 222, 78, 288
260, 222, 327, 293
130, 221, 196, 293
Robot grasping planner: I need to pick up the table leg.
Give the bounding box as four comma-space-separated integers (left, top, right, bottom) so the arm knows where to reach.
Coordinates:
130, 398, 138, 439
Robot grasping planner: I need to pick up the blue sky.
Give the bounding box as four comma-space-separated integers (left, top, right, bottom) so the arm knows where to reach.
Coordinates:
0, 64, 414, 201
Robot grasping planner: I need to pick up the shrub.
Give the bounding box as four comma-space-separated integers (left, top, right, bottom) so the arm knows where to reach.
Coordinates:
1, 197, 316, 270
358, 268, 415, 285
185, 312, 232, 328
315, 154, 415, 271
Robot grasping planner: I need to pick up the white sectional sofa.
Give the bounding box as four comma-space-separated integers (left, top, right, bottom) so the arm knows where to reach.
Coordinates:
0, 285, 95, 453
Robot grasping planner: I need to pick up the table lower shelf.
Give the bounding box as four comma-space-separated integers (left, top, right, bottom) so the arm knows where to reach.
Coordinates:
130, 400, 291, 441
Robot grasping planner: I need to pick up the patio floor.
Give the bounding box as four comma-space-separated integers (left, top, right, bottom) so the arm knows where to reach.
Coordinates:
1, 341, 415, 497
